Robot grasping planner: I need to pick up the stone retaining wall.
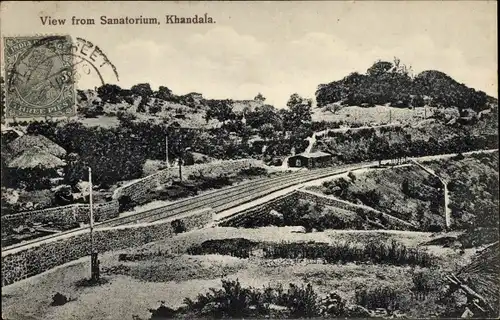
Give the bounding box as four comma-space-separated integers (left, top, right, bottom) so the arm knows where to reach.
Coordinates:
218, 192, 297, 227
219, 189, 416, 231
112, 159, 263, 203
1, 201, 120, 233
294, 189, 417, 230
1, 208, 213, 287
2, 160, 261, 235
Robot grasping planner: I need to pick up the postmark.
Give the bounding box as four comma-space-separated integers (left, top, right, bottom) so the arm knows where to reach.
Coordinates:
3, 35, 119, 119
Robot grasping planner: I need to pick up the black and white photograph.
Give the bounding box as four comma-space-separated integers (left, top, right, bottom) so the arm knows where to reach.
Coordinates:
0, 1, 498, 319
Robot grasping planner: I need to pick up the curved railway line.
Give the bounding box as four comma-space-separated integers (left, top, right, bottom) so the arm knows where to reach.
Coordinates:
4, 149, 497, 254
3, 162, 375, 253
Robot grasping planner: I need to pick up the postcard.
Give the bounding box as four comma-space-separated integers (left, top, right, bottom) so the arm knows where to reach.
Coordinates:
1, 1, 498, 319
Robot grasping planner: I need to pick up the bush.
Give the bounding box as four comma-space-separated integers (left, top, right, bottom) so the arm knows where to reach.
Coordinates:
181, 278, 322, 318
149, 279, 372, 318
50, 292, 69, 306
355, 286, 402, 311
347, 171, 356, 182
118, 195, 137, 212
187, 238, 257, 258
187, 239, 435, 267
149, 302, 177, 319
157, 184, 197, 201
411, 269, 440, 300
171, 219, 186, 234
283, 283, 320, 317
239, 167, 268, 176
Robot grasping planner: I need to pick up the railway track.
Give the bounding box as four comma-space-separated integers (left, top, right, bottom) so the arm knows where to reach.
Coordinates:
3, 162, 375, 252
101, 162, 373, 226
4, 149, 497, 253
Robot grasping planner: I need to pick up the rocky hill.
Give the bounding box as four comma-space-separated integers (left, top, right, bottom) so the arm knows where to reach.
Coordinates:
315, 58, 496, 113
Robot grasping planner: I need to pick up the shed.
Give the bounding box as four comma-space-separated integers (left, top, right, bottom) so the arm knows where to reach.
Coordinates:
287, 151, 333, 168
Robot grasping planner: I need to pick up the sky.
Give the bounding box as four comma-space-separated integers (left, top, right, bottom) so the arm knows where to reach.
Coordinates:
1, 1, 497, 107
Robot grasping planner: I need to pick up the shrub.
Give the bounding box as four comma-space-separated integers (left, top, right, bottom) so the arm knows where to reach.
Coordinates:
181, 278, 322, 318
50, 292, 69, 306
347, 171, 356, 182
118, 195, 137, 212
239, 167, 268, 177
187, 238, 257, 258
283, 283, 320, 317
188, 239, 435, 267
171, 219, 186, 234
149, 302, 177, 319
183, 278, 266, 318
411, 269, 440, 300
355, 286, 402, 311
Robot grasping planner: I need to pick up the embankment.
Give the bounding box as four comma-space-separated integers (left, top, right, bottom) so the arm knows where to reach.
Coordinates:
1, 208, 213, 287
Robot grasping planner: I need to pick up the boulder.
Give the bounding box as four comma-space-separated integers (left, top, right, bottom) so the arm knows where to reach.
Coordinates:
345, 304, 372, 317
268, 210, 283, 220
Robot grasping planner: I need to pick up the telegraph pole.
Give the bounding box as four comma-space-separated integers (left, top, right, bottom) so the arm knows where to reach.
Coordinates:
88, 167, 99, 281
89, 167, 94, 256
165, 135, 169, 167
178, 156, 183, 181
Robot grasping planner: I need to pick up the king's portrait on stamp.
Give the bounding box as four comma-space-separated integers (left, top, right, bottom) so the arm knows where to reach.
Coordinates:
4, 35, 77, 118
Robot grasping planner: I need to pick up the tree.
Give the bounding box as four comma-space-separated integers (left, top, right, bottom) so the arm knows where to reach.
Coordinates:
369, 135, 390, 166
284, 94, 312, 131
411, 95, 425, 108
156, 86, 173, 100
254, 93, 266, 102
64, 153, 84, 187
205, 99, 235, 125
324, 103, 343, 114
367, 60, 393, 77
149, 101, 162, 114
287, 93, 311, 108
97, 84, 122, 103
260, 123, 275, 141
131, 83, 153, 97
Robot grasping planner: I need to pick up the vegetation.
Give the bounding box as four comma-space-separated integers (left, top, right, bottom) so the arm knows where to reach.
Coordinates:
187, 238, 435, 267
314, 116, 497, 165
50, 292, 70, 306
145, 279, 360, 318
319, 171, 445, 231
316, 58, 492, 113
143, 274, 464, 319
428, 152, 499, 246
118, 166, 270, 210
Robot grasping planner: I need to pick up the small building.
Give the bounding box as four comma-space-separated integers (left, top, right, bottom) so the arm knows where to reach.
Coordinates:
287, 151, 333, 168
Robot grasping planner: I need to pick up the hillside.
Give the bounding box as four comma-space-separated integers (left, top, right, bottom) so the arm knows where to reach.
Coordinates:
426, 152, 499, 246
76, 84, 269, 130
307, 152, 499, 237
308, 166, 446, 231
77, 86, 218, 129
312, 109, 498, 165
315, 59, 495, 113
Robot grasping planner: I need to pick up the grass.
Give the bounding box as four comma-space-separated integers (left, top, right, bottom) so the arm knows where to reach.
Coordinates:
186, 238, 436, 267
1, 226, 469, 320
427, 152, 499, 234
311, 167, 446, 231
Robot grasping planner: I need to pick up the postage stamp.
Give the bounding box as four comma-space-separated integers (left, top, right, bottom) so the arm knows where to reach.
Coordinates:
3, 35, 77, 118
